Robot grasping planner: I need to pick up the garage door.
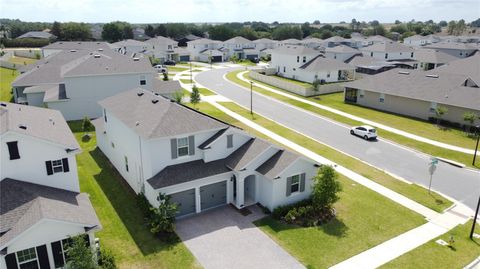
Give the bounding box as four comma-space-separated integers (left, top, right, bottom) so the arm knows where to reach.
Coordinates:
211, 56, 223, 62
170, 189, 196, 217
200, 181, 227, 210
179, 55, 190, 62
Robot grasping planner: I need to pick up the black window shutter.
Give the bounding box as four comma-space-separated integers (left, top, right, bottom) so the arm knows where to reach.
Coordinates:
62, 158, 70, 172
83, 234, 91, 247
36, 245, 51, 269
5, 253, 18, 269
46, 161, 53, 175
51, 240, 65, 268
7, 141, 20, 160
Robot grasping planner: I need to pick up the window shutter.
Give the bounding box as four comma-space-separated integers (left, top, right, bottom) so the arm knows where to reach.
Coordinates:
5, 253, 18, 269
227, 134, 233, 148
300, 173, 306, 192
51, 240, 65, 268
83, 234, 91, 247
188, 135, 195, 156
36, 245, 51, 269
62, 158, 70, 172
7, 141, 20, 160
170, 138, 177, 159
286, 176, 292, 197
46, 161, 53, 175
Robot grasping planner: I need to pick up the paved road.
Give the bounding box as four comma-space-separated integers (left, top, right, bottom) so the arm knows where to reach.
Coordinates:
196, 67, 480, 211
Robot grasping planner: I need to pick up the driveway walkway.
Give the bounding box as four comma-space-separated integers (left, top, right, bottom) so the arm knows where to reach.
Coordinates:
176, 205, 305, 269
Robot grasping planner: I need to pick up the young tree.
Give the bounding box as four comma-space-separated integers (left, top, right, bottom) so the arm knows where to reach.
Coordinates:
435, 106, 448, 127
51, 21, 63, 39
190, 85, 201, 108
162, 72, 168, 81
312, 165, 342, 210
149, 193, 178, 234
312, 78, 321, 93
65, 235, 96, 269
463, 112, 478, 134
82, 116, 93, 136
173, 90, 184, 104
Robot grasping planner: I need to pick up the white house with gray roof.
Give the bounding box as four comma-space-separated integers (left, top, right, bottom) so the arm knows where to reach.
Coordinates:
187, 38, 225, 62
111, 39, 148, 55
41, 41, 112, 58
222, 36, 256, 60
94, 89, 317, 217
0, 102, 101, 269
423, 42, 478, 58
144, 36, 190, 62
360, 41, 415, 61
12, 48, 156, 120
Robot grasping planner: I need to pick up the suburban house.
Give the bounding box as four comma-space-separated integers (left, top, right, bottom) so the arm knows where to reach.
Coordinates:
11, 48, 155, 120
133, 28, 150, 41
187, 38, 225, 62
323, 36, 353, 48
253, 38, 277, 58
360, 41, 415, 61
0, 102, 101, 269
41, 41, 113, 58
111, 39, 149, 55
93, 89, 318, 217
222, 36, 256, 60
271, 46, 320, 77
144, 36, 189, 62
404, 34, 441, 47
364, 35, 393, 46
343, 54, 480, 125
413, 48, 459, 70
177, 34, 202, 47
279, 39, 303, 46
423, 42, 478, 58
325, 45, 361, 62
301, 37, 324, 49
16, 31, 55, 40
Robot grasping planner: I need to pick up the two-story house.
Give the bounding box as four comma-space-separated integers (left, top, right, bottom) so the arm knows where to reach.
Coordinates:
11, 48, 155, 120
144, 36, 179, 62
270, 46, 320, 78
325, 45, 361, 62
360, 41, 415, 61
0, 102, 101, 269
222, 36, 256, 60
93, 89, 317, 217
187, 38, 225, 62
111, 39, 149, 55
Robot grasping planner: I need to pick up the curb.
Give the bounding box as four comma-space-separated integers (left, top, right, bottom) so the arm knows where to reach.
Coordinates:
436, 157, 467, 168
464, 257, 480, 269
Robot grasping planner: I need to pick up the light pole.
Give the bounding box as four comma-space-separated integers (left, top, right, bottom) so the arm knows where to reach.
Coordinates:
470, 194, 480, 239
250, 81, 254, 115
472, 125, 480, 166
189, 61, 192, 84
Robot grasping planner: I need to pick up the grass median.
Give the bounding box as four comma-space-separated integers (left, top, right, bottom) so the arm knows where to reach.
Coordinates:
225, 70, 477, 168
0, 67, 18, 102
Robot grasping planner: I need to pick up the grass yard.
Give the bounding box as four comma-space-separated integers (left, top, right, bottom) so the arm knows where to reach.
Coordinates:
179, 78, 193, 84
8, 55, 38, 66
218, 102, 452, 213
271, 75, 312, 88
0, 67, 18, 102
69, 121, 199, 269
381, 221, 480, 269
198, 87, 216, 96
167, 66, 189, 72
226, 70, 476, 168
255, 173, 425, 268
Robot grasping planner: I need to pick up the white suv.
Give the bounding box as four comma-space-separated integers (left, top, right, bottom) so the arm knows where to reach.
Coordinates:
350, 125, 377, 140
153, 65, 168, 73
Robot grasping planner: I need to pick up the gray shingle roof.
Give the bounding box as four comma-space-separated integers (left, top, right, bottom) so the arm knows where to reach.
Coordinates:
98, 89, 227, 139
361, 41, 413, 53
224, 36, 251, 44
112, 39, 146, 47
198, 128, 228, 149
433, 53, 480, 84
326, 45, 359, 54
187, 38, 222, 45
256, 150, 300, 178
43, 84, 67, 102
145, 36, 177, 45
17, 31, 54, 39
0, 178, 100, 248
424, 42, 478, 51
0, 102, 79, 149
225, 138, 272, 170
152, 79, 182, 97
413, 48, 459, 64
272, 46, 320, 55
300, 55, 355, 71
43, 41, 112, 51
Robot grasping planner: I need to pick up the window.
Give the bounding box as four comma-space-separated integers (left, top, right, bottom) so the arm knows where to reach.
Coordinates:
359, 89, 365, 98
52, 160, 64, 173
177, 137, 189, 157
327, 72, 331, 78
296, 56, 299, 62
290, 175, 300, 193
379, 93, 385, 103
227, 134, 233, 148
168, 45, 172, 50
111, 142, 115, 148
303, 56, 306, 63
125, 156, 129, 172
385, 53, 388, 59
411, 52, 414, 58
370, 52, 373, 57
46, 159, 69, 175
140, 75, 146, 85
103, 109, 107, 122
430, 102, 437, 113
7, 141, 20, 160
283, 66, 286, 72
17, 247, 39, 269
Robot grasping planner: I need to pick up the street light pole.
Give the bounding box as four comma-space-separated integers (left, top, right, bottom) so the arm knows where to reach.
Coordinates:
189, 61, 192, 84
473, 125, 480, 166
250, 81, 253, 115
470, 194, 480, 239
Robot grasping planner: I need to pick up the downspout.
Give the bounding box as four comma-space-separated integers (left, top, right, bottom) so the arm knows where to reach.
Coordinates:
138, 135, 145, 193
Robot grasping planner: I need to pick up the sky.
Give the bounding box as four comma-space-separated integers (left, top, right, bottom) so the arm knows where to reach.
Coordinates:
1, 0, 479, 23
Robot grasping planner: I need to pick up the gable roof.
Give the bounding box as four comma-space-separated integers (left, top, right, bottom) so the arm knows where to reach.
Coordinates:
280, 38, 303, 45
99, 89, 227, 139
424, 42, 478, 51
145, 36, 177, 45
198, 128, 228, 149
324, 36, 349, 43
253, 38, 276, 44
43, 41, 112, 51
272, 45, 320, 56
17, 31, 54, 39
433, 53, 480, 85
0, 102, 79, 149
112, 39, 147, 47
300, 55, 354, 71
152, 79, 182, 96
187, 38, 222, 45
326, 45, 359, 54
361, 41, 413, 53
0, 178, 100, 249
225, 138, 272, 171
224, 36, 251, 44
256, 150, 301, 178
413, 48, 459, 64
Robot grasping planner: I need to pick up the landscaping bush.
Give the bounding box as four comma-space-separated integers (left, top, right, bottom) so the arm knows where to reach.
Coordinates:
97, 248, 117, 269
272, 198, 312, 219
1, 38, 50, 48
136, 193, 153, 219
148, 193, 178, 234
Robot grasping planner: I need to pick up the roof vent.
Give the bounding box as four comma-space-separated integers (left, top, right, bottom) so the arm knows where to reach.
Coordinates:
18, 124, 27, 130
97, 42, 100, 44
426, 74, 439, 78
94, 54, 101, 58
77, 42, 81, 44
398, 71, 409, 75
70, 49, 77, 52
152, 99, 159, 104
133, 57, 140, 61
137, 92, 144, 96
154, 93, 160, 96
135, 121, 140, 126
0, 103, 6, 107
98, 48, 104, 51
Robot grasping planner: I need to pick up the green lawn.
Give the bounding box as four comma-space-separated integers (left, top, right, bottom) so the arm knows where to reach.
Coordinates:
0, 67, 18, 102
69, 122, 199, 269
168, 66, 189, 72
179, 78, 193, 84
8, 56, 38, 66
219, 102, 452, 213
381, 221, 480, 269
226, 70, 477, 169
198, 87, 216, 96
255, 173, 425, 269
271, 75, 312, 88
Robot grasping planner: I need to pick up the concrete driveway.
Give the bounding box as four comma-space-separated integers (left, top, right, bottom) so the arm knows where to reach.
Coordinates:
176, 205, 305, 269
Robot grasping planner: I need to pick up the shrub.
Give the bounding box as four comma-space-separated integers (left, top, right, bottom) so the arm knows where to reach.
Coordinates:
312, 165, 342, 210
136, 193, 152, 219
97, 248, 117, 269
173, 90, 184, 104
1, 38, 50, 48
162, 72, 168, 81
64, 235, 96, 269
149, 193, 178, 234
272, 198, 312, 219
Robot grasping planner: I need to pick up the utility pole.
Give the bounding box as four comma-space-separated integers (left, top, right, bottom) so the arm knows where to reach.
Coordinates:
470, 195, 480, 239
189, 61, 192, 84
250, 81, 254, 115
473, 125, 480, 166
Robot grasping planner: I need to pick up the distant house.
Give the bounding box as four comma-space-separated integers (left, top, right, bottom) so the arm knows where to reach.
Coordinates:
413, 48, 459, 70
323, 36, 353, 48
12, 48, 155, 120
343, 54, 480, 125
404, 34, 441, 47
16, 31, 55, 40
325, 45, 361, 62
112, 39, 149, 55
279, 38, 303, 46
222, 36, 255, 60
177, 34, 202, 47
93, 89, 317, 217
360, 41, 415, 61
0, 102, 101, 269
133, 28, 150, 41
423, 42, 478, 58
144, 36, 181, 63
300, 37, 324, 49
187, 38, 225, 62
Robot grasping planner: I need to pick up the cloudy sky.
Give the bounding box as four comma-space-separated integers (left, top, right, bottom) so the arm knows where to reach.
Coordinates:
1, 0, 479, 23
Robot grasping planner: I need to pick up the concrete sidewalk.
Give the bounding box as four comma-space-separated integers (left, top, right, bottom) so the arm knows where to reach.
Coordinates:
236, 71, 475, 155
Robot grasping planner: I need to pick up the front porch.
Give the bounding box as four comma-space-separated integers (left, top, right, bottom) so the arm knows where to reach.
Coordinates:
231, 173, 257, 209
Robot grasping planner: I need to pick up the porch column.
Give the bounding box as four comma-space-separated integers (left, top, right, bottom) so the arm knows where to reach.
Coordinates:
195, 187, 201, 213
236, 177, 245, 208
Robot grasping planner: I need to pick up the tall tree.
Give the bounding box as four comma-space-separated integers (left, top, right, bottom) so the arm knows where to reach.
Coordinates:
51, 21, 62, 39
144, 24, 155, 37
122, 24, 133, 39
312, 165, 342, 210
208, 25, 235, 41
62, 22, 91, 41
301, 22, 311, 38
102, 22, 122, 42
155, 24, 167, 37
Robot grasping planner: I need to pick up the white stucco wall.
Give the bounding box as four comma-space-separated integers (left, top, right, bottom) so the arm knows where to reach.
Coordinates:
203, 129, 251, 163
0, 132, 80, 192
25, 92, 45, 107
361, 51, 414, 60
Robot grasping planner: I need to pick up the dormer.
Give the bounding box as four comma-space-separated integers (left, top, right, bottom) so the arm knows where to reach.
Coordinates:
200, 127, 251, 162
463, 78, 479, 88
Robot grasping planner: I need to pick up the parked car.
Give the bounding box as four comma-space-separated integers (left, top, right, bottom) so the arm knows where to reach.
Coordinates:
350, 125, 377, 140
153, 65, 168, 73
163, 60, 176, 66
